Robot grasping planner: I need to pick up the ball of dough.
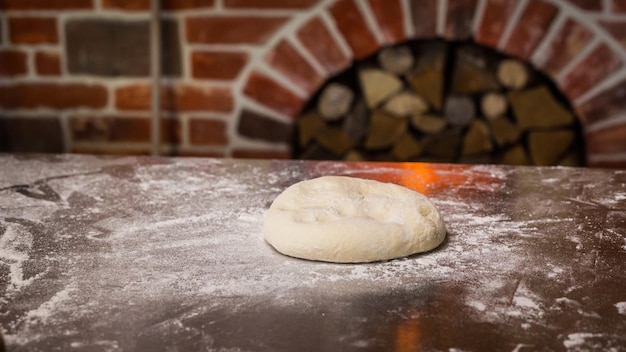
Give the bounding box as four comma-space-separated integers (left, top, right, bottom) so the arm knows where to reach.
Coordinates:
263, 176, 446, 263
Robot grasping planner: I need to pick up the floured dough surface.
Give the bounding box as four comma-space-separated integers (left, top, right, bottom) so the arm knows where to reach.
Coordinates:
263, 176, 446, 263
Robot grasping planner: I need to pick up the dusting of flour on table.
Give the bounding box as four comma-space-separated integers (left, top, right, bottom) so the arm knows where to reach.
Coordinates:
1, 157, 625, 351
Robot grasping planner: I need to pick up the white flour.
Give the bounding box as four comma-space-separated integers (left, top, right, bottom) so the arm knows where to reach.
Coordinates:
616, 302, 626, 316
1, 158, 625, 351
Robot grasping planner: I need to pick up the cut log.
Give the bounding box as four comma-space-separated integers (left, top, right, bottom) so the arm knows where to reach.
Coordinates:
344, 150, 365, 161
297, 112, 326, 147
497, 59, 528, 90
407, 69, 444, 111
462, 120, 492, 155
528, 130, 574, 166
481, 92, 508, 120
444, 95, 476, 127
501, 145, 530, 165
423, 129, 462, 161
364, 110, 407, 150
488, 117, 520, 146
391, 133, 423, 161
378, 46, 414, 74
410, 114, 447, 134
300, 143, 338, 160
451, 45, 500, 94
508, 86, 574, 130
558, 151, 583, 167
383, 91, 429, 117
315, 127, 354, 156
406, 42, 447, 110
342, 98, 369, 141
359, 68, 403, 108
317, 83, 354, 120
452, 61, 500, 94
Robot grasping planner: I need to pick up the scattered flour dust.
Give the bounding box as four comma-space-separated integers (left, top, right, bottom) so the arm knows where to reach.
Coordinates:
466, 300, 487, 312
616, 302, 626, 316
0, 221, 36, 294
22, 286, 75, 322
2, 158, 623, 350
80, 177, 536, 306
563, 333, 612, 350
4, 285, 77, 346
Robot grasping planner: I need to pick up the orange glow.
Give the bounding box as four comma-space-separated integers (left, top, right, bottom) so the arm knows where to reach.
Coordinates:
328, 161, 504, 195
394, 317, 422, 352
397, 162, 439, 194
346, 162, 463, 195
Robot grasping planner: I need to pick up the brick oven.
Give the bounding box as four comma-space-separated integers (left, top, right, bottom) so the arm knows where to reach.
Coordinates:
1, 0, 626, 167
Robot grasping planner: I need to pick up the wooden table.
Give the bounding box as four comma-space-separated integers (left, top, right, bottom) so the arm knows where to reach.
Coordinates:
1, 154, 625, 351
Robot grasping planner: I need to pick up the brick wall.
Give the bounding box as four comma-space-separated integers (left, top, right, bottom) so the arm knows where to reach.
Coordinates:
1, 0, 626, 167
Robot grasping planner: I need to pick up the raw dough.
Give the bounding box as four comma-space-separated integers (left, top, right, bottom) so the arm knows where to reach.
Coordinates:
263, 176, 446, 263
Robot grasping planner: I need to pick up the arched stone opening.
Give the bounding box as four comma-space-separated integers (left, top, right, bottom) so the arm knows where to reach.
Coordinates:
237, 0, 626, 168
293, 39, 585, 166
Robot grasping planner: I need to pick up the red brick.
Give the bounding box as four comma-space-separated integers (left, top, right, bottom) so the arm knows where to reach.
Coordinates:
266, 40, 323, 95
535, 18, 593, 78
368, 0, 406, 43
115, 84, 234, 112
224, 0, 317, 9
445, 0, 479, 40
576, 78, 626, 125
329, 0, 379, 59
176, 150, 226, 158
186, 16, 287, 45
560, 43, 623, 101
476, 0, 517, 47
614, 0, 626, 12
0, 50, 27, 76
565, 0, 602, 11
231, 149, 291, 159
0, 117, 64, 153
237, 109, 293, 143
163, 0, 214, 9
189, 118, 228, 146
408, 0, 438, 38
0, 0, 92, 10
115, 85, 149, 110
160, 118, 182, 143
70, 146, 151, 156
9, 17, 58, 44
296, 17, 350, 74
65, 19, 181, 77
243, 71, 304, 118
70, 116, 181, 144
598, 20, 626, 49
174, 86, 231, 112
102, 0, 214, 11
102, 0, 148, 10
71, 116, 149, 142
35, 51, 62, 76
587, 160, 626, 169
191, 51, 249, 80
503, 0, 558, 59
0, 83, 107, 109
586, 124, 626, 154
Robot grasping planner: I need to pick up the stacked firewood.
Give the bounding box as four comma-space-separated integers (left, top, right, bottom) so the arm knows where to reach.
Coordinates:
296, 41, 583, 166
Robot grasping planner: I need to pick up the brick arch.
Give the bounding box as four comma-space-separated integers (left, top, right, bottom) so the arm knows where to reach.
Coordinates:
235, 0, 626, 167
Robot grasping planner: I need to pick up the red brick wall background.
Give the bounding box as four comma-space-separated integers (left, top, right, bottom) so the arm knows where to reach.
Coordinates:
1, 0, 626, 167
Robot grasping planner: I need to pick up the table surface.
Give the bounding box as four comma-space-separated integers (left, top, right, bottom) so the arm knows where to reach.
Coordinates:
0, 154, 625, 351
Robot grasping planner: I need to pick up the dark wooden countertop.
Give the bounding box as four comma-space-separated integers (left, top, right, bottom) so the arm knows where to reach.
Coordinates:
1, 154, 625, 351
